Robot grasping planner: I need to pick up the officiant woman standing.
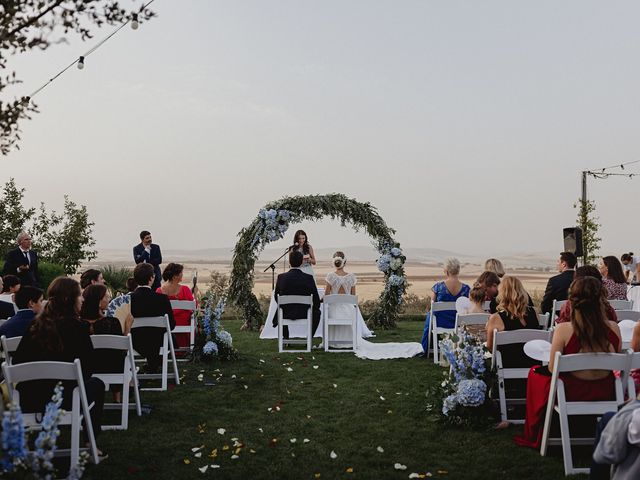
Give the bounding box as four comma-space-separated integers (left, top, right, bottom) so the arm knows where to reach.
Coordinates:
291, 230, 316, 280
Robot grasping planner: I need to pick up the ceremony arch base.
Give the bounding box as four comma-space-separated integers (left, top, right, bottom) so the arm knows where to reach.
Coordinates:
228, 194, 407, 330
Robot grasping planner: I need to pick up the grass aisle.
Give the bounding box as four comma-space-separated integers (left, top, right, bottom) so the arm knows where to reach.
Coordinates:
91, 320, 576, 479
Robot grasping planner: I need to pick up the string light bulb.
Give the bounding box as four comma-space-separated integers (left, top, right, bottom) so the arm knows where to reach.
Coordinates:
77, 56, 85, 70
131, 13, 139, 30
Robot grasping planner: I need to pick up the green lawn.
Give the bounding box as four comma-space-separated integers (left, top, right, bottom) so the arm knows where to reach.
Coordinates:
89, 320, 583, 479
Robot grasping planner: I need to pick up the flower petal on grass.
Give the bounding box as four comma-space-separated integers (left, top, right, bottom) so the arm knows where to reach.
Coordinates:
199, 466, 208, 473
377, 446, 384, 453
330, 450, 338, 459
194, 452, 202, 458
332, 384, 337, 388
313, 365, 319, 370
290, 438, 297, 443
217, 428, 226, 435
394, 463, 407, 470
231, 455, 239, 460
286, 367, 293, 372
197, 374, 203, 381
303, 438, 310, 443
380, 396, 386, 401
211, 464, 220, 468
346, 467, 354, 473
183, 459, 191, 465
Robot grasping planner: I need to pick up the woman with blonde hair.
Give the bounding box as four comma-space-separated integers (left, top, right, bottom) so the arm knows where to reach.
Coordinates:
486, 276, 539, 353
484, 258, 506, 278
420, 257, 470, 352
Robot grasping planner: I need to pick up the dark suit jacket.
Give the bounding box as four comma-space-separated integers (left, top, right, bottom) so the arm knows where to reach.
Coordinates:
541, 269, 575, 314
0, 300, 15, 320
130, 286, 175, 365
2, 248, 40, 287
133, 243, 162, 289
271, 268, 321, 327
0, 309, 35, 337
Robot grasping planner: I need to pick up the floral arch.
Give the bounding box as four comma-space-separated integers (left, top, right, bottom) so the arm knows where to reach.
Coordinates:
228, 194, 407, 330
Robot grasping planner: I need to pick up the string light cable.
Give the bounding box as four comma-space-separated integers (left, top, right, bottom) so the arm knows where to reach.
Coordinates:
20, 0, 156, 104
585, 159, 640, 179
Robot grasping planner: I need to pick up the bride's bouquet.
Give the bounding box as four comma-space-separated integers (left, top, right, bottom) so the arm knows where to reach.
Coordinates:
427, 325, 496, 427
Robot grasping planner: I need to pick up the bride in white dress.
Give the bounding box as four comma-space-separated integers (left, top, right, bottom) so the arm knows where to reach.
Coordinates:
325, 252, 423, 360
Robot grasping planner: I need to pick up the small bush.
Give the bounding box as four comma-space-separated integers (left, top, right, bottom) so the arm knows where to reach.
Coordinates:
101, 265, 132, 295
38, 262, 66, 294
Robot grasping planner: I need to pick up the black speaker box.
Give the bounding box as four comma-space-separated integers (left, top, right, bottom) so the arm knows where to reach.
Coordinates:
563, 227, 583, 257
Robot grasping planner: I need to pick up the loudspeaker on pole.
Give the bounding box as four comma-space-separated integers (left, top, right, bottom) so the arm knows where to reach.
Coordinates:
563, 227, 583, 257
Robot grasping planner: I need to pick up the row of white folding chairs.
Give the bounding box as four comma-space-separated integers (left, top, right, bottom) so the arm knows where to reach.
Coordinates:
548, 298, 636, 328
277, 294, 359, 353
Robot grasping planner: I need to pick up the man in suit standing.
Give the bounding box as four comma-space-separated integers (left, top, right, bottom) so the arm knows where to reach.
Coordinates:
541, 251, 577, 315
130, 263, 175, 373
133, 230, 162, 290
271, 250, 321, 339
2, 231, 40, 288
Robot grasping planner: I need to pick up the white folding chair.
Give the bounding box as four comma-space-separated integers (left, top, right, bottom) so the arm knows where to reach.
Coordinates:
455, 313, 490, 328
0, 335, 21, 365
2, 359, 100, 466
427, 301, 457, 363
550, 299, 568, 325
609, 299, 633, 311
277, 295, 313, 353
169, 299, 197, 356
625, 352, 640, 398
540, 352, 629, 475
131, 315, 180, 391
491, 329, 552, 424
91, 334, 142, 430
538, 313, 550, 330
323, 294, 358, 352
615, 310, 640, 322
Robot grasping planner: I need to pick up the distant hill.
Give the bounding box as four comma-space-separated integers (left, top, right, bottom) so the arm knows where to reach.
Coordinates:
94, 246, 558, 268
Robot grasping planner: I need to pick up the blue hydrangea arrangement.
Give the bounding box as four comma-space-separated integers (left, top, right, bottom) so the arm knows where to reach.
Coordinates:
429, 325, 496, 427
376, 243, 407, 306
194, 296, 237, 362
251, 209, 294, 249
1, 383, 89, 479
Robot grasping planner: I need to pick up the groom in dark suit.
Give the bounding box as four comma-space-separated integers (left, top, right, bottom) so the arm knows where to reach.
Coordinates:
541, 251, 577, 314
130, 263, 175, 372
271, 250, 321, 339
2, 231, 40, 288
133, 230, 162, 290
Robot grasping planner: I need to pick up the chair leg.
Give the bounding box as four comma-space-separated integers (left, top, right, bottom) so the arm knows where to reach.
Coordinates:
121, 373, 130, 429
307, 318, 312, 352
432, 329, 439, 363
498, 376, 508, 422
71, 392, 81, 467
161, 335, 168, 391
168, 332, 180, 385
558, 402, 574, 475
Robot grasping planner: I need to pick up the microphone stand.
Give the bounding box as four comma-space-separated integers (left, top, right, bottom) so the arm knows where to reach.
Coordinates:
264, 247, 291, 291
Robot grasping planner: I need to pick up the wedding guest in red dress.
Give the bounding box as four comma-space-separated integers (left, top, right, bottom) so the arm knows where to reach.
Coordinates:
555, 265, 617, 324
514, 276, 621, 449
156, 263, 195, 350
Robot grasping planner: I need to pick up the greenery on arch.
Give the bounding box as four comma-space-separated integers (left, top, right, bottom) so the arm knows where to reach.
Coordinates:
228, 194, 407, 330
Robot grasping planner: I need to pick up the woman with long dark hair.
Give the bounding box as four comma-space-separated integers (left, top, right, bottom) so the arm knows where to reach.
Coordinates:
514, 276, 621, 448
599, 256, 628, 300
292, 230, 316, 279
13, 276, 106, 448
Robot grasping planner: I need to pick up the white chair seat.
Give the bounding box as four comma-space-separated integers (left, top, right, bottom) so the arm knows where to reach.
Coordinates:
131, 315, 180, 391
323, 294, 358, 352
278, 295, 313, 353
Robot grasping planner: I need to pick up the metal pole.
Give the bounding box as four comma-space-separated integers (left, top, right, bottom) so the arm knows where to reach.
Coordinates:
581, 171, 588, 265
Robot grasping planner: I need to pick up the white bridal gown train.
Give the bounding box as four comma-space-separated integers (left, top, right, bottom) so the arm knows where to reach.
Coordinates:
324, 272, 423, 360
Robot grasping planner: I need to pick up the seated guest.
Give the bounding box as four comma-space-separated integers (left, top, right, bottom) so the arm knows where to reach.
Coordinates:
484, 258, 506, 278
271, 250, 321, 339
80, 268, 104, 290
157, 263, 196, 350
81, 284, 132, 402
12, 277, 105, 448
621, 252, 640, 283
592, 395, 640, 480
514, 277, 621, 449
599, 256, 628, 300
540, 251, 577, 315
456, 283, 487, 315
130, 263, 175, 373
0, 286, 43, 338
0, 276, 17, 318
475, 271, 501, 313
420, 258, 470, 352
555, 266, 617, 324
81, 284, 133, 336
0, 274, 20, 307
486, 276, 540, 365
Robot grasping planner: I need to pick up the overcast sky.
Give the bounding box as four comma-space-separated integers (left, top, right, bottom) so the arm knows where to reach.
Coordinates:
3, 1, 640, 259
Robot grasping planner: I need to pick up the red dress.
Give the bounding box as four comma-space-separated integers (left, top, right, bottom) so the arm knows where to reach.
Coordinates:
513, 328, 620, 449
156, 285, 195, 349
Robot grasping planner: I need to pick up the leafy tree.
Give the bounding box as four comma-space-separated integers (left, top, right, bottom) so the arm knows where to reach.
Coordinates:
0, 1, 155, 155
0, 178, 97, 274
0, 178, 35, 253
575, 199, 601, 265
